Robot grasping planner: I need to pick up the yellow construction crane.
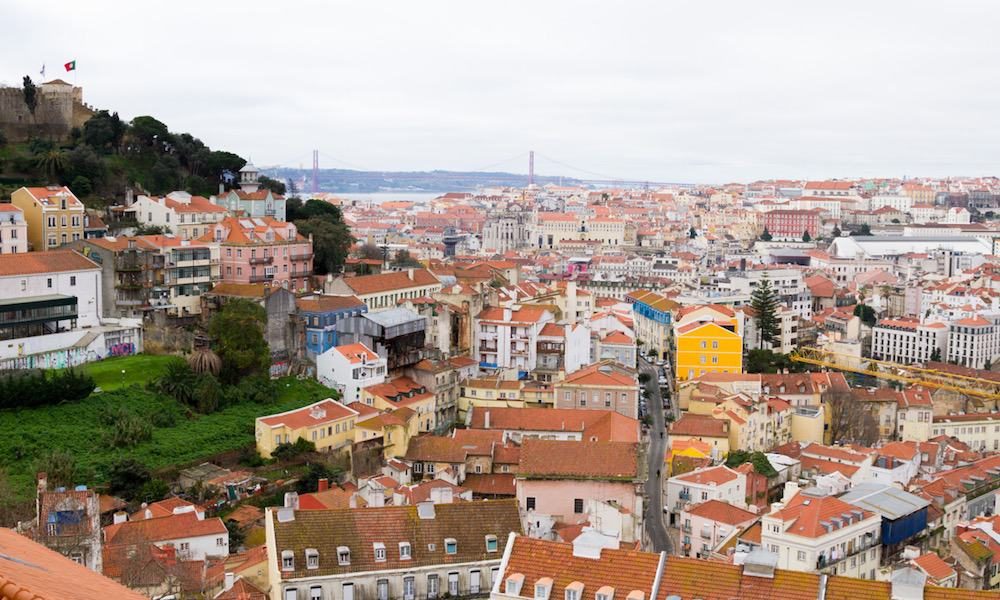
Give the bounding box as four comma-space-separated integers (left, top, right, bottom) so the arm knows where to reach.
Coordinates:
789, 346, 1000, 401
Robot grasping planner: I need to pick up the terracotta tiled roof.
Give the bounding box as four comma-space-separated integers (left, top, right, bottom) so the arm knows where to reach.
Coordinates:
518, 439, 639, 480
342, 269, 439, 295
21, 185, 83, 206
462, 474, 517, 496
0, 528, 147, 600
501, 536, 661, 600
669, 413, 728, 438
207, 282, 269, 298
561, 361, 637, 388
404, 435, 475, 464
0, 249, 98, 277
296, 295, 365, 312
911, 552, 955, 581
674, 465, 740, 486
332, 343, 379, 364
258, 399, 357, 429
269, 499, 520, 578
770, 492, 874, 539
469, 407, 639, 442
684, 499, 758, 525
215, 577, 268, 600
104, 511, 227, 546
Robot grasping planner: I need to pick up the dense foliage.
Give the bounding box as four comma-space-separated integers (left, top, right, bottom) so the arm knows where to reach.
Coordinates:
725, 450, 778, 478
208, 299, 270, 385
744, 349, 806, 374
853, 303, 877, 327
286, 199, 355, 275
0, 368, 95, 409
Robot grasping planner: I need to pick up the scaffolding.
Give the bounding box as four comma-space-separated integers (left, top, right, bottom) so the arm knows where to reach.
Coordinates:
789, 346, 1000, 401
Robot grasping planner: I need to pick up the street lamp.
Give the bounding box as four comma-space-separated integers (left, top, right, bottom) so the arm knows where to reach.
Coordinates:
121, 369, 126, 387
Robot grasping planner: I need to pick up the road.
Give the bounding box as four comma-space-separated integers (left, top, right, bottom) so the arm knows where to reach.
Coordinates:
640, 356, 673, 554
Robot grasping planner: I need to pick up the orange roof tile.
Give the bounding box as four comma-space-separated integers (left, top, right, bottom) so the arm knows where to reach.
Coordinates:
684, 499, 758, 526
258, 399, 357, 429
0, 249, 98, 277
519, 439, 639, 480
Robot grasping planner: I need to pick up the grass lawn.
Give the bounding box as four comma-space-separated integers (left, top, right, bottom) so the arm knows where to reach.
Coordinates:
0, 373, 333, 501
80, 354, 177, 390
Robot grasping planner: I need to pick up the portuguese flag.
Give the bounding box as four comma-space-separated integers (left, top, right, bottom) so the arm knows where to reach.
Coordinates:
64, 60, 76, 72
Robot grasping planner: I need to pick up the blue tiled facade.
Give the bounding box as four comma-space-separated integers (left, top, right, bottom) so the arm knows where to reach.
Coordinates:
632, 300, 673, 325
303, 304, 368, 358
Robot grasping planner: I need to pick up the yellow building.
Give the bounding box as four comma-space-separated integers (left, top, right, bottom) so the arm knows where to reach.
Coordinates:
675, 320, 743, 381
360, 377, 437, 433
354, 406, 420, 459
254, 399, 358, 459
11, 186, 85, 251
458, 376, 525, 421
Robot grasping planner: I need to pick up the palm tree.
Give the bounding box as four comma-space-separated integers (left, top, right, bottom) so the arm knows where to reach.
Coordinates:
157, 359, 196, 406
188, 347, 222, 376
35, 149, 66, 181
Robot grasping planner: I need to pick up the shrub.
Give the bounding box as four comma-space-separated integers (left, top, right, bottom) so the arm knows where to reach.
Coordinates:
271, 438, 316, 461
106, 410, 153, 448
107, 458, 151, 500
0, 368, 95, 410
137, 479, 170, 504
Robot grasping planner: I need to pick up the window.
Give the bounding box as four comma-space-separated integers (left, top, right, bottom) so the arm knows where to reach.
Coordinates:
574, 498, 584, 513
285, 590, 298, 600
700, 340, 706, 349
403, 576, 416, 600
485, 534, 498, 552
506, 576, 523, 596
70, 551, 84, 564
427, 575, 439, 599
378, 579, 390, 600
47, 216, 57, 228
374, 542, 386, 562
701, 491, 708, 501
217, 537, 226, 546
797, 550, 806, 561
70, 275, 76, 286
399, 541, 411, 560
470, 570, 481, 594
310, 587, 323, 600
712, 340, 719, 349
179, 542, 190, 552
605, 392, 612, 407
306, 548, 319, 569
448, 572, 459, 596
337, 546, 350, 565
281, 550, 294, 571
526, 497, 536, 511
46, 278, 52, 288
444, 538, 457, 554
699, 355, 706, 364
343, 583, 354, 600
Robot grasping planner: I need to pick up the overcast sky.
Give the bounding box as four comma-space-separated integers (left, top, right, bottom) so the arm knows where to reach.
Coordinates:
4, 1, 1000, 183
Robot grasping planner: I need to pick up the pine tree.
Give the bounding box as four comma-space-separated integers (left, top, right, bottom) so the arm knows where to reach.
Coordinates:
929, 347, 942, 362
832, 225, 842, 238
802, 229, 812, 242
760, 227, 772, 241
688, 226, 697, 239
751, 273, 780, 348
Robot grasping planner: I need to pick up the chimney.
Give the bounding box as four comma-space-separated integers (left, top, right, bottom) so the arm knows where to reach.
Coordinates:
484, 410, 491, 429
742, 549, 778, 579
224, 572, 235, 591
113, 511, 128, 525
318, 478, 329, 492
408, 268, 415, 281
284, 492, 300, 510
36, 472, 47, 493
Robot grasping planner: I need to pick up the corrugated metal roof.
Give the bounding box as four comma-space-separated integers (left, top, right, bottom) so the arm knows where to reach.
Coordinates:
839, 482, 929, 520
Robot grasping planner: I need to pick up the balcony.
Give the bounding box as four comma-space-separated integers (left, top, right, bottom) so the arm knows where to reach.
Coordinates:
479, 343, 498, 352
248, 256, 273, 265
292, 252, 313, 261
249, 274, 275, 283
679, 490, 691, 501
816, 540, 876, 572
681, 523, 692, 533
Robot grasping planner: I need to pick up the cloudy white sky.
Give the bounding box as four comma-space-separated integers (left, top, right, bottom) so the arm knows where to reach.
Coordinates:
4, 1, 1000, 183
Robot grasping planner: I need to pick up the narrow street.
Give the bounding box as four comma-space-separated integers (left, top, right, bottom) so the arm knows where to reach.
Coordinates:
640, 356, 672, 554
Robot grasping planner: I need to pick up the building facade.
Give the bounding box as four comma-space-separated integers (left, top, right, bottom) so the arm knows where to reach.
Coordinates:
11, 185, 85, 251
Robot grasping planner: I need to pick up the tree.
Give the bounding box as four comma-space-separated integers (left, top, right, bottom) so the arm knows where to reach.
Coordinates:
82, 110, 126, 153
831, 225, 842, 238
824, 388, 879, 445
930, 347, 942, 362
195, 374, 224, 414
391, 249, 421, 268
108, 458, 152, 501
35, 149, 66, 181
760, 227, 772, 241
853, 304, 877, 327
750, 273, 780, 348
22, 76, 38, 115
358, 243, 384, 260
226, 519, 246, 551
258, 175, 287, 195
208, 299, 270, 385
891, 218, 900, 224
688, 226, 697, 239
296, 216, 354, 275
851, 224, 872, 236
156, 359, 198, 405
295, 461, 342, 494
129, 115, 169, 147
35, 450, 79, 490
802, 230, 812, 242
205, 150, 246, 182
135, 223, 171, 235
745, 349, 804, 374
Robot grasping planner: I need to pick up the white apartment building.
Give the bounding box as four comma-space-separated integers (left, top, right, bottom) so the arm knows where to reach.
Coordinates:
664, 465, 746, 524
0, 204, 28, 254
719, 268, 811, 319
946, 316, 1000, 370
870, 318, 947, 365
130, 192, 227, 240
869, 194, 913, 213
316, 342, 387, 404
679, 499, 758, 559
761, 489, 882, 579
474, 305, 555, 372
931, 413, 1000, 452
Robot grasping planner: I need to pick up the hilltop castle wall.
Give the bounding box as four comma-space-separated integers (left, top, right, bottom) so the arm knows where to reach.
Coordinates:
0, 82, 96, 141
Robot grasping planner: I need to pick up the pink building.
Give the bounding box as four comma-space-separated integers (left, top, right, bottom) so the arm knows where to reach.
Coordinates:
516, 438, 642, 536
679, 499, 758, 558
553, 360, 640, 419
0, 203, 28, 254
204, 216, 313, 291
761, 208, 823, 240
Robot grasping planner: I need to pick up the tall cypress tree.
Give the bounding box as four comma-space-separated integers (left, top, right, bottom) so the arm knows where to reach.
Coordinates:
751, 273, 780, 349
